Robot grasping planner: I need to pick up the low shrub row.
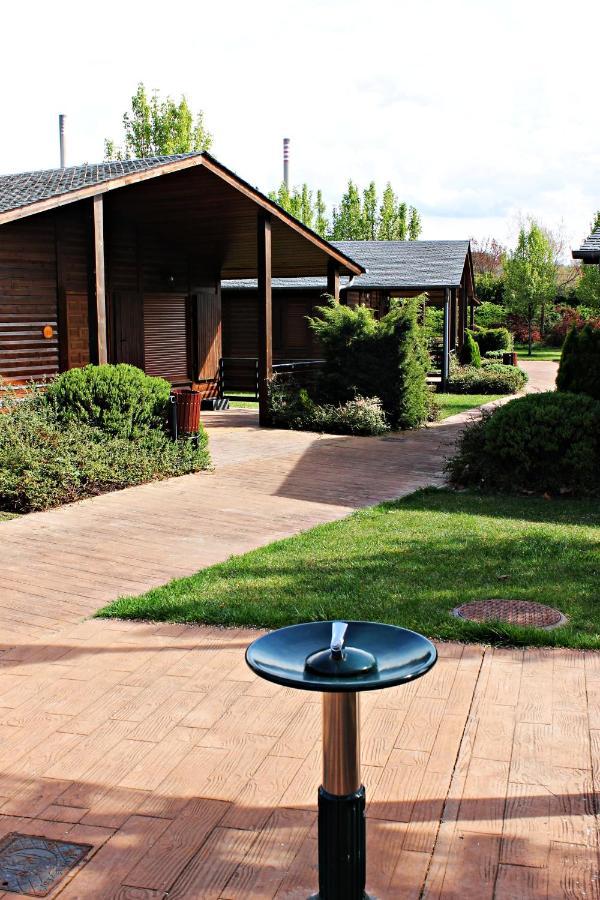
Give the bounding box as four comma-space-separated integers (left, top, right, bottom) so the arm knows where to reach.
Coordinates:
268, 379, 390, 436
447, 392, 600, 497
447, 363, 527, 395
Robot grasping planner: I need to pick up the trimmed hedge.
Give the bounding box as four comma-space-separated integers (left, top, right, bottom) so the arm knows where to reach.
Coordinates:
471, 327, 512, 355
447, 392, 600, 497
556, 324, 600, 400
447, 363, 527, 395
45, 364, 171, 438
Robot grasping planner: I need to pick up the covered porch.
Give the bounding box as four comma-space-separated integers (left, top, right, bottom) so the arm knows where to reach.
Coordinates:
0, 154, 362, 423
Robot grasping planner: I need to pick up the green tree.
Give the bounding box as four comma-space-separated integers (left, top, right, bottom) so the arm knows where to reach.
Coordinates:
408, 206, 422, 240
362, 182, 378, 239
576, 264, 600, 310
504, 221, 557, 355
331, 181, 364, 240
315, 190, 329, 237
105, 83, 212, 160
378, 184, 398, 239
397, 202, 408, 240
268, 182, 318, 230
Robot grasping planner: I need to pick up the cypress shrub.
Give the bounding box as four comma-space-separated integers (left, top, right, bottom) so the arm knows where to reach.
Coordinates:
308, 296, 432, 429
447, 392, 600, 497
45, 364, 171, 438
458, 331, 482, 367
556, 325, 600, 400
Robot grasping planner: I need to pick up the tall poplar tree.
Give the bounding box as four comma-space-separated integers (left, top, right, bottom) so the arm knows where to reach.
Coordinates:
315, 190, 329, 237
408, 206, 422, 240
331, 181, 364, 240
378, 184, 398, 239
105, 83, 212, 160
362, 182, 378, 239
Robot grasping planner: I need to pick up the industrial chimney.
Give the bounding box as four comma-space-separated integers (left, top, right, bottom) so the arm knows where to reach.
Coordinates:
59, 114, 66, 168
283, 137, 290, 189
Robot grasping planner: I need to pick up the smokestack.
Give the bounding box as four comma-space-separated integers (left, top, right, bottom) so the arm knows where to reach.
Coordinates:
59, 114, 66, 168
283, 137, 290, 189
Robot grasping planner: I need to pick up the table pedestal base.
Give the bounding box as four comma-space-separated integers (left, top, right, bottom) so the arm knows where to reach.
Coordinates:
307, 785, 373, 900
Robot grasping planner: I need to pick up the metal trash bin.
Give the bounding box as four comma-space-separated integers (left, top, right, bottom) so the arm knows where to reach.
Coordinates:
246, 620, 437, 899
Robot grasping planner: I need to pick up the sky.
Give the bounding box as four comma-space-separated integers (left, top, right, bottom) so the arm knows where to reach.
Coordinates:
2, 0, 599, 259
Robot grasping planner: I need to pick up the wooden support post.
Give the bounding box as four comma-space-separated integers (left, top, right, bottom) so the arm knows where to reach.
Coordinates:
257, 211, 272, 426
458, 283, 467, 347
327, 260, 340, 301
441, 288, 450, 392
92, 195, 108, 364
469, 298, 475, 330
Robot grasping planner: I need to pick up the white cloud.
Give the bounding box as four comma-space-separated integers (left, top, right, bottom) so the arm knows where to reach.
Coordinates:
1, 0, 599, 258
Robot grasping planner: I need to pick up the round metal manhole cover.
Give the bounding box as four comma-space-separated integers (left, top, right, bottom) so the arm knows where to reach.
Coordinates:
452, 599, 567, 630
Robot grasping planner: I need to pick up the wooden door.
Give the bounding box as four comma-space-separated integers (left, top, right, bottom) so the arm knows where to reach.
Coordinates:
112, 292, 144, 368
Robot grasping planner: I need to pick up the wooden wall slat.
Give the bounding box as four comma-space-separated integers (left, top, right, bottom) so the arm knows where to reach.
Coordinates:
0, 214, 59, 382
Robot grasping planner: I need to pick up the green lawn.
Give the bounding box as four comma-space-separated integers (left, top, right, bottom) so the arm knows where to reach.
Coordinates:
98, 489, 600, 650
514, 343, 562, 362
228, 395, 500, 418
436, 394, 503, 419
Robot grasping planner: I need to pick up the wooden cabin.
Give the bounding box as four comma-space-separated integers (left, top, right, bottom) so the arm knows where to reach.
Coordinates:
222, 240, 476, 388
0, 154, 362, 422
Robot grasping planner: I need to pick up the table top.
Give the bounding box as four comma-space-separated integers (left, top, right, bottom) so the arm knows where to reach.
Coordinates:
245, 621, 437, 693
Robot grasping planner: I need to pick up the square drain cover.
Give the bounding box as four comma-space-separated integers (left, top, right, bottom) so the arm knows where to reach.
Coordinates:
0, 833, 91, 896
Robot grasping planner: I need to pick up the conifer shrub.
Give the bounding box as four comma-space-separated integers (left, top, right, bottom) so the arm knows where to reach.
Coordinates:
556, 325, 600, 400
267, 378, 389, 436
447, 392, 600, 497
308, 296, 432, 429
458, 331, 482, 367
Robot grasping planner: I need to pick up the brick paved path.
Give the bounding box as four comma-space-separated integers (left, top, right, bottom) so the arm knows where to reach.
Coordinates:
0, 358, 593, 898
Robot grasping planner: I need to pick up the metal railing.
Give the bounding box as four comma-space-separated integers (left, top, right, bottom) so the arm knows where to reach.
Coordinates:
219, 357, 325, 401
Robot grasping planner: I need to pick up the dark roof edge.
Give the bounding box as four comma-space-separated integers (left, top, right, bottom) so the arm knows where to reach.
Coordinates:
572, 249, 600, 261
0, 152, 364, 277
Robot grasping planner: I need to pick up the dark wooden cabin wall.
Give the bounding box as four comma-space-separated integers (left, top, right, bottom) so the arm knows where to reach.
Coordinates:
222, 290, 323, 361
0, 213, 60, 383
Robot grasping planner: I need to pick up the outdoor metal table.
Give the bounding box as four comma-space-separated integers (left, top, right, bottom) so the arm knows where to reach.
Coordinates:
246, 620, 437, 900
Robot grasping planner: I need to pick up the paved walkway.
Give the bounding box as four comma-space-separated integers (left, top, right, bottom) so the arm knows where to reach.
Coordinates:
1, 357, 594, 899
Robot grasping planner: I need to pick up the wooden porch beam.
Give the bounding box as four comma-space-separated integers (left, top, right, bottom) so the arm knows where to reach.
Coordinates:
257, 211, 272, 425
327, 259, 340, 301
441, 288, 451, 392
92, 195, 108, 364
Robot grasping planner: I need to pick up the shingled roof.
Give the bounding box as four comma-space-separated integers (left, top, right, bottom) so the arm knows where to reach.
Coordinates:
222, 240, 471, 292
573, 227, 600, 263
0, 154, 202, 217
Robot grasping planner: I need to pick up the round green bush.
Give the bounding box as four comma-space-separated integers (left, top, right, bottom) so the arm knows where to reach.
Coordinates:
471, 327, 512, 355
447, 392, 600, 496
45, 364, 171, 438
